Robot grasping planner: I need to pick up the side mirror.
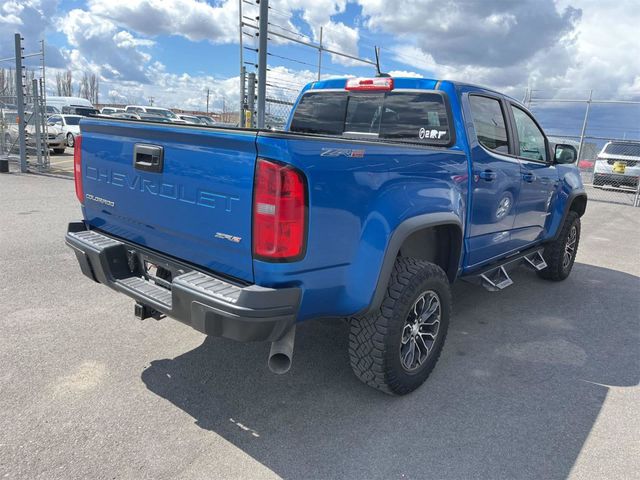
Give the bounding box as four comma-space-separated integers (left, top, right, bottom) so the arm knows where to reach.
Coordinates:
554, 144, 577, 164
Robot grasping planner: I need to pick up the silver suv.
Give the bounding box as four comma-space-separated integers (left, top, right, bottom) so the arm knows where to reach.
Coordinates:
593, 141, 640, 189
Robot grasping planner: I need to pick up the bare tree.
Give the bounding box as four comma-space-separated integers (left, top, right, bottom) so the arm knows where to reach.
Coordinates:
63, 70, 72, 96
56, 72, 63, 96
89, 73, 99, 104
78, 72, 89, 100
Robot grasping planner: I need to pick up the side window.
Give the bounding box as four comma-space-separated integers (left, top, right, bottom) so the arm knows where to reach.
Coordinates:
511, 106, 547, 162
469, 96, 509, 154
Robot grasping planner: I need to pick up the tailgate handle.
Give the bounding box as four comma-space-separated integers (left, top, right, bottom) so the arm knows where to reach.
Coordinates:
134, 144, 164, 173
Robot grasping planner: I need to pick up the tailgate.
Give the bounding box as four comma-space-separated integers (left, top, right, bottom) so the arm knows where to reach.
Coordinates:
79, 118, 257, 282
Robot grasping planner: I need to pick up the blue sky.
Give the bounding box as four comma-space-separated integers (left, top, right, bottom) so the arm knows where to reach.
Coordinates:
1, 0, 638, 138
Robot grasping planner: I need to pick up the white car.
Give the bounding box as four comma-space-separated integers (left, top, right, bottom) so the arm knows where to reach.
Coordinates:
593, 141, 640, 189
2, 110, 66, 154
177, 114, 203, 125
124, 105, 185, 122
100, 107, 125, 115
47, 114, 82, 148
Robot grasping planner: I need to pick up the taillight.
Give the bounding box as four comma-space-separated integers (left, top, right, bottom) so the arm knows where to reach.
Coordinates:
345, 77, 394, 91
73, 134, 83, 204
253, 158, 307, 261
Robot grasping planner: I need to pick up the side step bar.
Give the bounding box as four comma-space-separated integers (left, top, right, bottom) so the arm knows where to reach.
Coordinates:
462, 247, 547, 292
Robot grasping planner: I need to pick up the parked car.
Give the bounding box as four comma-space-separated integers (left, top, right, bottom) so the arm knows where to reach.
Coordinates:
176, 114, 203, 124
108, 112, 141, 120
1, 110, 19, 152
101, 107, 125, 115
137, 113, 172, 123
124, 105, 184, 123
47, 96, 95, 116
66, 76, 587, 395
61, 106, 99, 116
2, 110, 66, 154
196, 115, 216, 126
593, 141, 640, 189
47, 114, 81, 148
45, 105, 60, 115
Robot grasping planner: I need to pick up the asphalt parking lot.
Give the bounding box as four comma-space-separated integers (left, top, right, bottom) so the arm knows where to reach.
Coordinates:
47, 151, 74, 177
0, 172, 638, 480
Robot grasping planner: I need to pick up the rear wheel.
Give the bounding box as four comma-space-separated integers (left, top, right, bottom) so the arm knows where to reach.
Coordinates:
66, 133, 74, 148
538, 211, 581, 281
348, 258, 451, 395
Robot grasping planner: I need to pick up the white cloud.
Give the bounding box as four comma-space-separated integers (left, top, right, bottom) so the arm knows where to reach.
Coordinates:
88, 0, 239, 44
362, 0, 639, 99
56, 9, 153, 83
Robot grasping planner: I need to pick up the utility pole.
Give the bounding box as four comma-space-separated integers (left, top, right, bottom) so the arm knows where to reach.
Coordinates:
148, 96, 154, 106
206, 88, 210, 113
576, 90, 592, 163
256, 0, 268, 128
317, 26, 323, 81
14, 33, 27, 173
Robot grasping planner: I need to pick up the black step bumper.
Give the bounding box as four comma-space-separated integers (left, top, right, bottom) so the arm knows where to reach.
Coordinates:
65, 222, 299, 342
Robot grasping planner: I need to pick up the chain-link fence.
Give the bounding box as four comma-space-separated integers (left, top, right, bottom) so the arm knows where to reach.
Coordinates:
1, 89, 53, 173
529, 92, 640, 207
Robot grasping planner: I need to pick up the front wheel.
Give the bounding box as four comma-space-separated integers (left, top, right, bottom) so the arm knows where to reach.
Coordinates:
53, 148, 66, 155
348, 258, 451, 395
538, 211, 581, 281
66, 133, 74, 148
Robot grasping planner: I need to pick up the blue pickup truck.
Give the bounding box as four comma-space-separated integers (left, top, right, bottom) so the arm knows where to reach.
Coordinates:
65, 76, 586, 395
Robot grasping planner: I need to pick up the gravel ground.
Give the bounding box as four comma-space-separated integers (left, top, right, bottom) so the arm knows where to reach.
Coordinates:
0, 172, 638, 480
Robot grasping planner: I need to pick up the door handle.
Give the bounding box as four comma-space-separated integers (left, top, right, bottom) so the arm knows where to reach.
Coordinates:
478, 169, 497, 181
523, 172, 536, 183
133, 144, 164, 173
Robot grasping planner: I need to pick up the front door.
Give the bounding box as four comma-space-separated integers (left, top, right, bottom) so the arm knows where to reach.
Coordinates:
508, 104, 559, 246
465, 94, 522, 268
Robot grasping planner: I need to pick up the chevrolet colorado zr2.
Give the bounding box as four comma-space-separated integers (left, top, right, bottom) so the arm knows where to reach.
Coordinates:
65, 77, 587, 395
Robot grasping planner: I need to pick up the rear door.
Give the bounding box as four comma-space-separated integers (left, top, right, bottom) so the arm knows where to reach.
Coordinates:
465, 94, 522, 267
508, 103, 559, 245
80, 120, 258, 282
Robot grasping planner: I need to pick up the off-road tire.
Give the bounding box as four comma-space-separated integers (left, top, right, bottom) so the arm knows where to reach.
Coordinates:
537, 211, 581, 281
348, 258, 451, 395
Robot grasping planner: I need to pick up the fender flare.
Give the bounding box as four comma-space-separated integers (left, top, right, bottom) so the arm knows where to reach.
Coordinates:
365, 212, 463, 314
552, 190, 587, 241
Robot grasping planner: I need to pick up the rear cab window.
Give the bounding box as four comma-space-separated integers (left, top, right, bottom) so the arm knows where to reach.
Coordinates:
290, 90, 452, 146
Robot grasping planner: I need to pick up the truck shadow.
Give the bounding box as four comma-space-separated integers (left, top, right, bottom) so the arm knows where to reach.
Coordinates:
141, 262, 639, 479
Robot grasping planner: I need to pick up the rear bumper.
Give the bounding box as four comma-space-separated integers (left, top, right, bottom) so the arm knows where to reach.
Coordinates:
65, 222, 300, 342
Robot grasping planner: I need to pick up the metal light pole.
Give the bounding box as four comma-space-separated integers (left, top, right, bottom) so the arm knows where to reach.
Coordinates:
317, 27, 323, 81
14, 33, 27, 172
576, 90, 592, 163
256, 0, 269, 128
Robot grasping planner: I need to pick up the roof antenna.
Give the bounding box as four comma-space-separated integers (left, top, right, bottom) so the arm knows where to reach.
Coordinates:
375, 47, 391, 77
